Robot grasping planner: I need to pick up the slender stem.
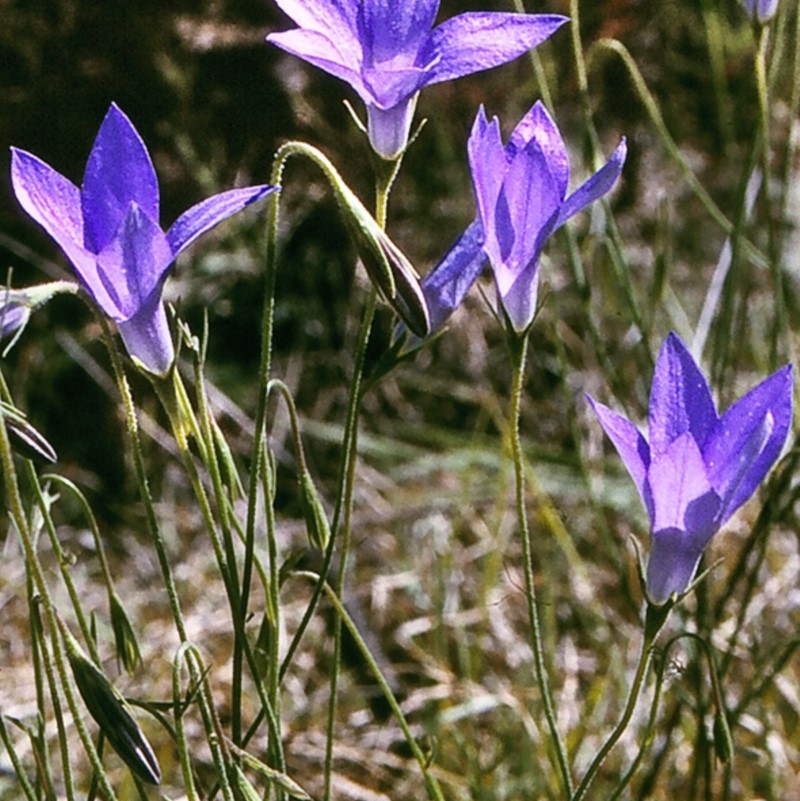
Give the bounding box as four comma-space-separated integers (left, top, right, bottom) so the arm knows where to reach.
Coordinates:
0, 369, 120, 801
25, 463, 99, 663
295, 571, 446, 801
507, 332, 573, 797
100, 319, 189, 643
571, 617, 659, 801
321, 291, 377, 801
242, 161, 282, 687
0, 714, 38, 801
586, 37, 768, 272
30, 589, 75, 801
100, 322, 233, 786
754, 23, 786, 367
322, 156, 396, 801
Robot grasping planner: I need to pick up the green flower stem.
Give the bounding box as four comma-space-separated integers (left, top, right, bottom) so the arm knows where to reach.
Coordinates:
100, 321, 232, 782
323, 156, 399, 801
0, 714, 38, 801
100, 319, 188, 643
0, 369, 120, 801
157, 369, 283, 766
754, 23, 786, 366
24, 464, 99, 664
242, 155, 281, 710
585, 37, 768, 272
606, 646, 668, 801
570, 613, 661, 801
567, 0, 648, 353
29, 592, 75, 801
512, 0, 552, 109
171, 644, 210, 801
507, 332, 573, 798
187, 357, 246, 745
322, 288, 379, 801
699, 0, 735, 152
294, 570, 446, 801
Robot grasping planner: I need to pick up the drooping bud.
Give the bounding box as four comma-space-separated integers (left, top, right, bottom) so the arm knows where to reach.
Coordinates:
109, 592, 143, 675
63, 627, 161, 785
1, 401, 57, 463
298, 470, 331, 553
337, 182, 430, 337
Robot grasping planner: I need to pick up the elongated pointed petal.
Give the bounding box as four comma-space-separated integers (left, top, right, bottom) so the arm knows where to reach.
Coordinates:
422, 13, 568, 86
705, 363, 792, 520
468, 108, 507, 232
10, 148, 85, 258
496, 133, 562, 270
420, 218, 486, 332
267, 29, 368, 99
116, 292, 174, 376
556, 138, 627, 228
82, 104, 160, 252
648, 333, 718, 458
167, 185, 275, 257
93, 205, 172, 320
272, 0, 359, 39
11, 149, 124, 314
506, 102, 568, 192
359, 0, 438, 64
587, 395, 651, 509
648, 432, 719, 533
646, 527, 706, 605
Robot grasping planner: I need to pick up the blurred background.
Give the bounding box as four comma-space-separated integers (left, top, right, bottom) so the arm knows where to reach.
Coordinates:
2, 1, 798, 798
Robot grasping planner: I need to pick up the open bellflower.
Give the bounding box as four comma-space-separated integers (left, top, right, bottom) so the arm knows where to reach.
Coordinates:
267, 0, 567, 160
588, 333, 792, 605
421, 102, 626, 333
11, 104, 275, 375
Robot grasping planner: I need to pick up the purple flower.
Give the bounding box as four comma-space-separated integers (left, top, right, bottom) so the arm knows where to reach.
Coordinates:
0, 293, 28, 342
266, 0, 568, 160
1, 281, 79, 353
588, 333, 792, 605
421, 102, 626, 334
11, 104, 275, 375
741, 0, 780, 23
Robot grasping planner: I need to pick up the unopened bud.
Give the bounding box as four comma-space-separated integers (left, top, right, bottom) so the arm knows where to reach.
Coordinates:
64, 632, 161, 784
299, 470, 331, 553
331, 177, 430, 337
1, 401, 57, 463
110, 592, 142, 675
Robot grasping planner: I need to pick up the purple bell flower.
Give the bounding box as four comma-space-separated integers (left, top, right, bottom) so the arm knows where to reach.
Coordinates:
741, 0, 780, 24
588, 333, 792, 605
420, 102, 626, 334
267, 0, 568, 159
11, 104, 275, 375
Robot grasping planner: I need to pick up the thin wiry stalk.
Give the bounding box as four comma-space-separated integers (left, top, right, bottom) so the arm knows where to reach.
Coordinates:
507, 332, 573, 798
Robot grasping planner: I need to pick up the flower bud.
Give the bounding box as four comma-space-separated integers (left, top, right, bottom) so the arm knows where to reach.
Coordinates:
1, 401, 57, 463
333, 180, 430, 337
298, 470, 331, 553
110, 592, 143, 675
64, 631, 161, 785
